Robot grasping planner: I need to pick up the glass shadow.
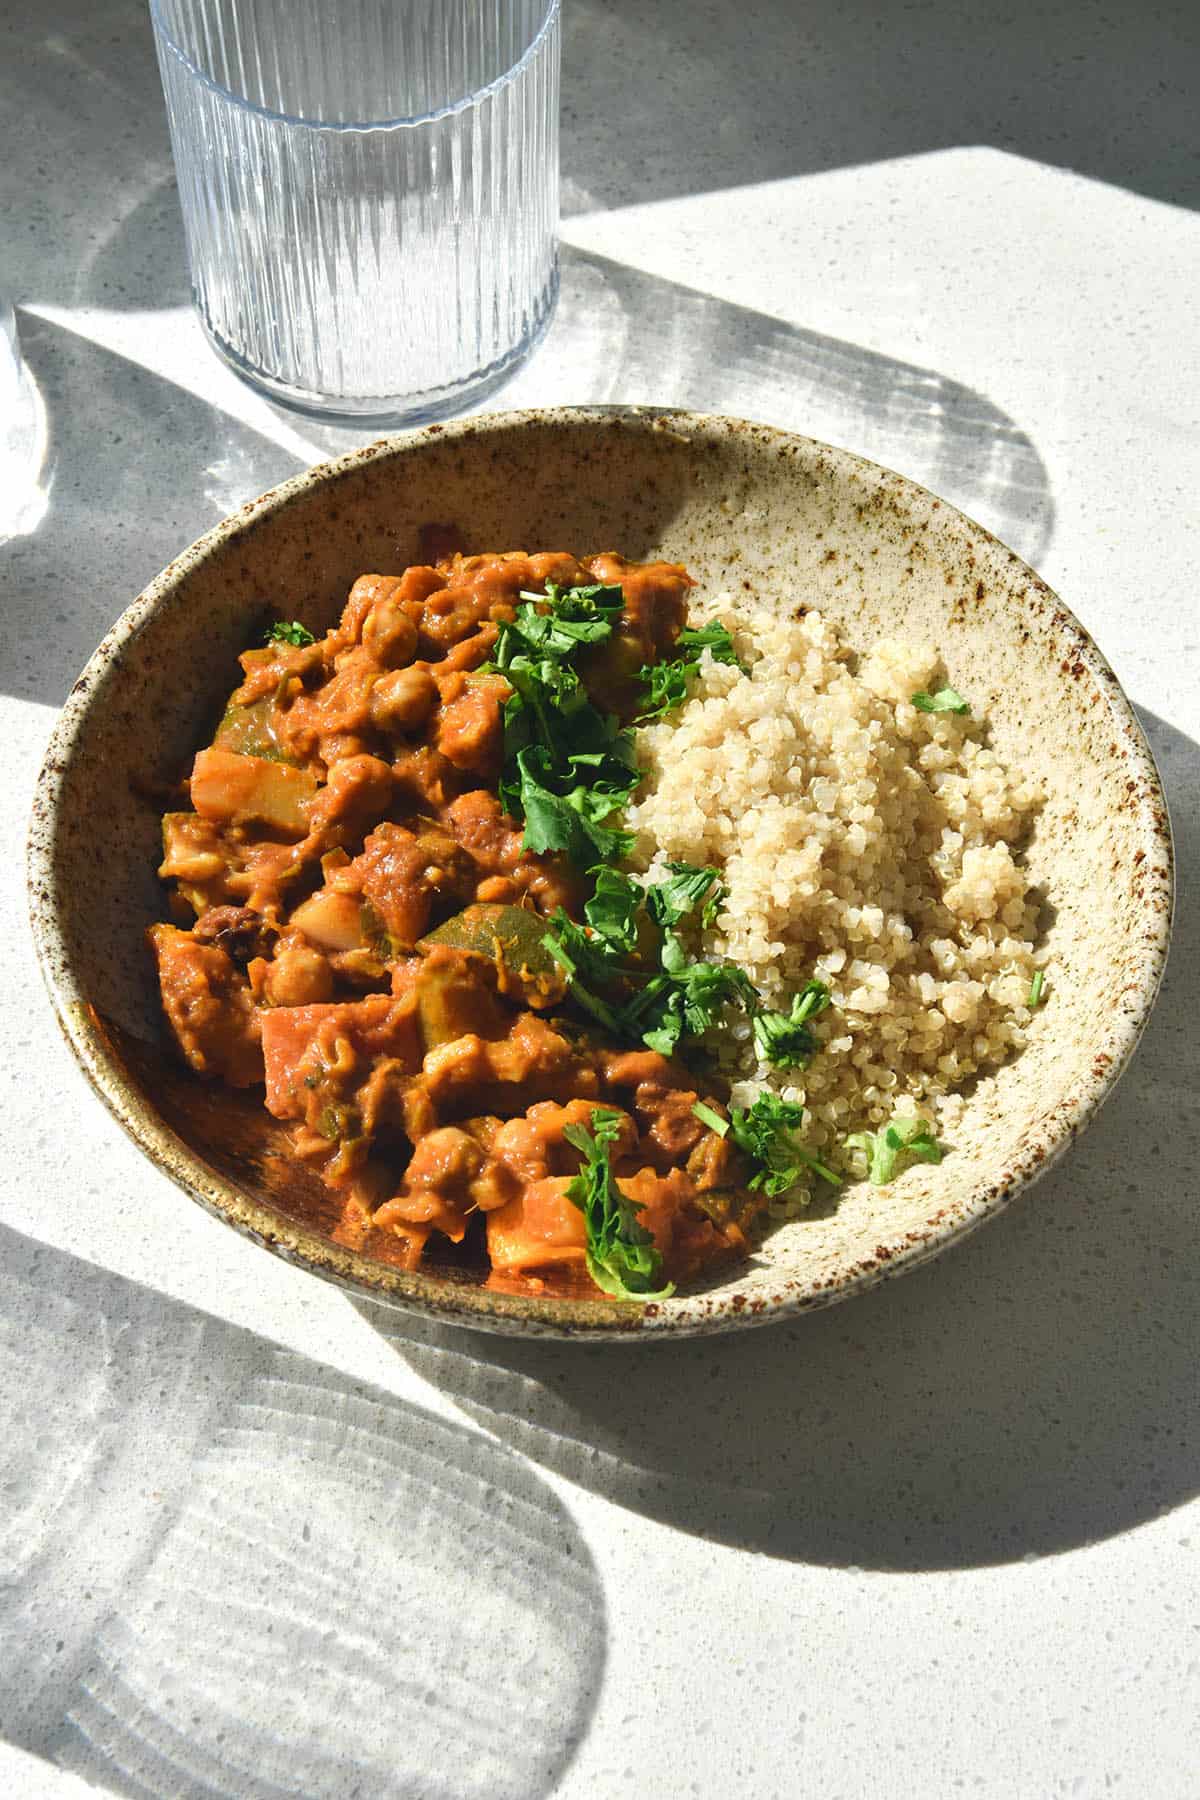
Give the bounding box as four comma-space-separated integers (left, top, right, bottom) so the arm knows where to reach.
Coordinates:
0, 1226, 605, 1799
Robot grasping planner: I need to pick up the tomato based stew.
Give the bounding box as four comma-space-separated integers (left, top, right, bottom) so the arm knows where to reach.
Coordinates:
151, 552, 766, 1300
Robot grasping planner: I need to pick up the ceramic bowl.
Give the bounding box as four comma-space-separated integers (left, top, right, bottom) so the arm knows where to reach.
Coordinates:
27, 409, 1173, 1338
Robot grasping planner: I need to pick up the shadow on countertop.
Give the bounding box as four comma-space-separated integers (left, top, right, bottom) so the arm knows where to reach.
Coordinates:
366, 710, 1199, 1576
3, 0, 1196, 313
561, 0, 1200, 214
0, 1227, 605, 1800
0, 250, 1053, 705
506, 246, 1056, 568
0, 311, 305, 707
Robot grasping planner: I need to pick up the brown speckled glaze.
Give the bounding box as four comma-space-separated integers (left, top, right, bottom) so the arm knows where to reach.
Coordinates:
27, 409, 1174, 1339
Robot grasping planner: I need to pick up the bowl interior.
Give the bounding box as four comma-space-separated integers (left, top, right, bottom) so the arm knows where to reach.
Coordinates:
29, 410, 1172, 1337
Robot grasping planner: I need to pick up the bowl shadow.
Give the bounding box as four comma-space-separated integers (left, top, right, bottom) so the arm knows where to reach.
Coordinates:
362, 707, 1197, 1574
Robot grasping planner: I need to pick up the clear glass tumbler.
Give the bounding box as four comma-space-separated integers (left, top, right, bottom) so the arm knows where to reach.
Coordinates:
150, 0, 560, 423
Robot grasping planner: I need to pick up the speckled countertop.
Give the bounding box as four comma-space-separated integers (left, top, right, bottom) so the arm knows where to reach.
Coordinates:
2, 3, 1198, 1796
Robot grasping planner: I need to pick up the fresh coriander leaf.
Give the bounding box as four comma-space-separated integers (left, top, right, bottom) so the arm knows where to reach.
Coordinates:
563, 1108, 674, 1300
543, 908, 626, 984
505, 582, 625, 656
636, 658, 692, 721
644, 861, 725, 930
585, 866, 643, 950
513, 746, 637, 866
720, 1092, 840, 1196
911, 686, 970, 715
516, 765, 587, 859
636, 618, 745, 721
521, 781, 636, 867
890, 1115, 942, 1162
266, 620, 315, 647
627, 931, 754, 1056
700, 883, 724, 931
489, 583, 640, 870
516, 612, 610, 653
752, 979, 832, 1069
676, 620, 745, 669
521, 580, 626, 617
544, 898, 753, 1059
542, 921, 626, 1034
641, 1015, 685, 1058
846, 1115, 944, 1185
497, 653, 591, 766
844, 1129, 896, 1185
668, 943, 756, 1035
1028, 969, 1046, 1008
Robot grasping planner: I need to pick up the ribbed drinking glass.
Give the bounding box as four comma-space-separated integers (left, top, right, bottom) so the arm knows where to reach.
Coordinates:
150, 0, 560, 423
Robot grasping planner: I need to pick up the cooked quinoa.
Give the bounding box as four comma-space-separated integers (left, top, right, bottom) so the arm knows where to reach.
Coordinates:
628, 601, 1046, 1210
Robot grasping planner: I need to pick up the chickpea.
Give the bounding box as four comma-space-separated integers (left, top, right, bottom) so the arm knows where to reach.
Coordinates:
305, 753, 393, 846
264, 939, 334, 1006
404, 1126, 485, 1192
362, 596, 419, 668
475, 875, 520, 904
370, 665, 438, 735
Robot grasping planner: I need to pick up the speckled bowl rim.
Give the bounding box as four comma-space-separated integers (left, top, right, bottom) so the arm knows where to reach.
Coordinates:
27, 407, 1175, 1340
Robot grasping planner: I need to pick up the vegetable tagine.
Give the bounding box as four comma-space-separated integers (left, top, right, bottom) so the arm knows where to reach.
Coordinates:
151, 550, 866, 1301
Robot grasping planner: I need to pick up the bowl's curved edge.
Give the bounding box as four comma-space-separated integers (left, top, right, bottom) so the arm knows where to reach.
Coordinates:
26, 406, 1176, 1342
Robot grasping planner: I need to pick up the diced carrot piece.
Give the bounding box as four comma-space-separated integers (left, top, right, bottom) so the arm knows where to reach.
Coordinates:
486, 1176, 588, 1275
615, 1166, 688, 1260
190, 747, 316, 838
260, 993, 420, 1117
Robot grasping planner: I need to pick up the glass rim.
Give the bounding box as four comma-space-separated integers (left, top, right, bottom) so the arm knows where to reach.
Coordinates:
149, 0, 560, 132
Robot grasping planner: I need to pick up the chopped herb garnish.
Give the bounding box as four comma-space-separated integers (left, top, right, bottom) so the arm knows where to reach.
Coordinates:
644, 860, 725, 931
911, 686, 969, 715
638, 933, 756, 1057
507, 745, 636, 868
693, 1092, 840, 1195
845, 1115, 944, 1185
266, 620, 315, 647
752, 979, 832, 1069
637, 658, 693, 720
544, 866, 754, 1059
584, 865, 643, 950
563, 1108, 674, 1300
676, 621, 743, 667
540, 914, 627, 1034
636, 618, 746, 721
1028, 969, 1046, 1008
489, 583, 639, 867
507, 582, 626, 656
691, 1099, 728, 1136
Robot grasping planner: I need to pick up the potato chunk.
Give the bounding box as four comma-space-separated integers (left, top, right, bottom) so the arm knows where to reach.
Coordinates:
289, 889, 366, 953
190, 748, 316, 838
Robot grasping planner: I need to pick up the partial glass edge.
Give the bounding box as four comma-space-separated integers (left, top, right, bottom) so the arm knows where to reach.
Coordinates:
197, 258, 560, 426
148, 0, 561, 134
